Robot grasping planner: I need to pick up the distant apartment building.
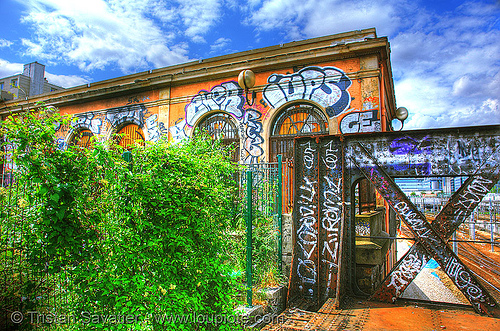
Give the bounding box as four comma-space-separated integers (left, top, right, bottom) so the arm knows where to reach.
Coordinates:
396, 176, 468, 195
0, 62, 63, 101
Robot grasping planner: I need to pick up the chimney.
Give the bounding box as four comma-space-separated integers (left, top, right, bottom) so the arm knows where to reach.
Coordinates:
23, 62, 45, 96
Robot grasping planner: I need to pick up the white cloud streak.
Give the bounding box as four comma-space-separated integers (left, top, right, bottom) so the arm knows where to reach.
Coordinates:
44, 72, 89, 88
16, 0, 227, 73
245, 0, 500, 129
0, 59, 23, 78
0, 39, 13, 48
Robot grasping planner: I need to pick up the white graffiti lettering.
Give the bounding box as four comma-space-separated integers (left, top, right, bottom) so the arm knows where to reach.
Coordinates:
263, 66, 352, 117
339, 109, 380, 134
387, 252, 427, 301
445, 257, 483, 300
145, 114, 161, 142
72, 113, 103, 135
301, 141, 316, 169
242, 109, 264, 164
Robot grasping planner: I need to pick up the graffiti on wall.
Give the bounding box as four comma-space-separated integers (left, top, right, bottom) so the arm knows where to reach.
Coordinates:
339, 109, 380, 134
263, 66, 352, 117
106, 104, 146, 129
295, 140, 319, 300
347, 132, 500, 177
71, 112, 104, 135
241, 109, 264, 164
319, 139, 343, 300
351, 141, 497, 315
355, 220, 370, 236
384, 247, 428, 302
106, 104, 162, 142
290, 136, 344, 303
145, 113, 161, 143
63, 102, 164, 145
172, 81, 266, 164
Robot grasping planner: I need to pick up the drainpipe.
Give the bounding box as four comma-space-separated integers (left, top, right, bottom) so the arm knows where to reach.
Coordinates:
246, 170, 253, 307
277, 155, 283, 273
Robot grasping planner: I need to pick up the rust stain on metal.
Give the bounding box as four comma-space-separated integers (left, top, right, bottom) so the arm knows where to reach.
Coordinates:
262, 299, 500, 331
288, 125, 500, 315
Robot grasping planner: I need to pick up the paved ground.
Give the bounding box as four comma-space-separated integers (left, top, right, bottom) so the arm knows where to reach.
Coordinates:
397, 240, 469, 305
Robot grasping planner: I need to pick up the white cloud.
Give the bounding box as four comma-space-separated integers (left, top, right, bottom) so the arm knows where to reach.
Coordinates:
44, 72, 90, 88
177, 0, 223, 41
16, 0, 206, 73
404, 99, 500, 130
0, 39, 13, 48
391, 1, 500, 129
246, 0, 405, 39
0, 59, 23, 77
210, 37, 231, 52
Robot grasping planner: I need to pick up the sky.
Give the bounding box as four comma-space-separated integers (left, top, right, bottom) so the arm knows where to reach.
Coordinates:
0, 0, 499, 130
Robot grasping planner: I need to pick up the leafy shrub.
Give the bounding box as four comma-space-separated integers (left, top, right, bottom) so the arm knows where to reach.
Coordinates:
1, 105, 244, 330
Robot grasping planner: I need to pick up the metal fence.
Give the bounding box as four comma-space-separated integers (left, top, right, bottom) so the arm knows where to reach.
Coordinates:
1, 175, 65, 329
239, 158, 284, 307
410, 196, 500, 251
1, 155, 287, 328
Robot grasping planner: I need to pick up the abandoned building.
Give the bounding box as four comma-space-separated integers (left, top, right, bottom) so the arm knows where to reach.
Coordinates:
3, 28, 499, 325
0, 27, 401, 306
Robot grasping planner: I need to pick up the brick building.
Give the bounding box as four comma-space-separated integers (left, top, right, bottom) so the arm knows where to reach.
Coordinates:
0, 28, 397, 159
0, 28, 401, 301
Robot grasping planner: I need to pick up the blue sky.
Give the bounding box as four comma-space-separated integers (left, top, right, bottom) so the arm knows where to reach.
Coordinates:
0, 0, 499, 129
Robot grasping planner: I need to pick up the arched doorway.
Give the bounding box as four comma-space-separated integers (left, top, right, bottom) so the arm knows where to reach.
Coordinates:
116, 124, 145, 149
269, 103, 328, 161
196, 112, 240, 162
70, 129, 94, 148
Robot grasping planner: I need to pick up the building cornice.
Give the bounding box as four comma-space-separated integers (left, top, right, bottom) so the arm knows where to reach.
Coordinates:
0, 29, 392, 115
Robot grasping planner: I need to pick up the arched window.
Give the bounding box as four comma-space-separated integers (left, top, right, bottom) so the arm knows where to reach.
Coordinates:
269, 103, 328, 161
116, 124, 145, 149
71, 129, 94, 148
196, 112, 240, 162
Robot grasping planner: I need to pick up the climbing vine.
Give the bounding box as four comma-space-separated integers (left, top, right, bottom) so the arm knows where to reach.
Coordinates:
1, 105, 243, 330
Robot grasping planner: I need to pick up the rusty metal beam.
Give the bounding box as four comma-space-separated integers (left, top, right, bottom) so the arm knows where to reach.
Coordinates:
370, 172, 500, 305
289, 137, 344, 307
288, 125, 500, 315
433, 173, 500, 238
290, 138, 321, 304
345, 126, 500, 177
350, 142, 497, 315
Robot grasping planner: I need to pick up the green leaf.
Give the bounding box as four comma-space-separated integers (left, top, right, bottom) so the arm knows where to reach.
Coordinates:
50, 193, 60, 202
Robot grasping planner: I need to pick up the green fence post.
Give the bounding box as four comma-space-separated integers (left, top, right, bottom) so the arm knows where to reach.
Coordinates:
277, 155, 283, 273
121, 150, 132, 170
246, 170, 253, 307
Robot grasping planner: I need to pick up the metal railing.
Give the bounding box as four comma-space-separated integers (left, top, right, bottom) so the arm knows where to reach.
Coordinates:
240, 156, 284, 307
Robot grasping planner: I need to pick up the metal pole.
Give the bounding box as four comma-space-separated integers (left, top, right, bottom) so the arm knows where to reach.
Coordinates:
471, 212, 476, 241
246, 170, 253, 307
490, 198, 494, 252
452, 231, 458, 254
122, 150, 132, 169
277, 155, 283, 273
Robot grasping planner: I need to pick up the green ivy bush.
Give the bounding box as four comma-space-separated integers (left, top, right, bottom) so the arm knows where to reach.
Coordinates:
1, 105, 244, 330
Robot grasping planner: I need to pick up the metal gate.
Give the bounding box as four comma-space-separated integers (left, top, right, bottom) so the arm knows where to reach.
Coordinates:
289, 125, 500, 315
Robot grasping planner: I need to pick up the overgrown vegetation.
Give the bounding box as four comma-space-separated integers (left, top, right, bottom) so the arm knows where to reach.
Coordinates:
0, 104, 284, 330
